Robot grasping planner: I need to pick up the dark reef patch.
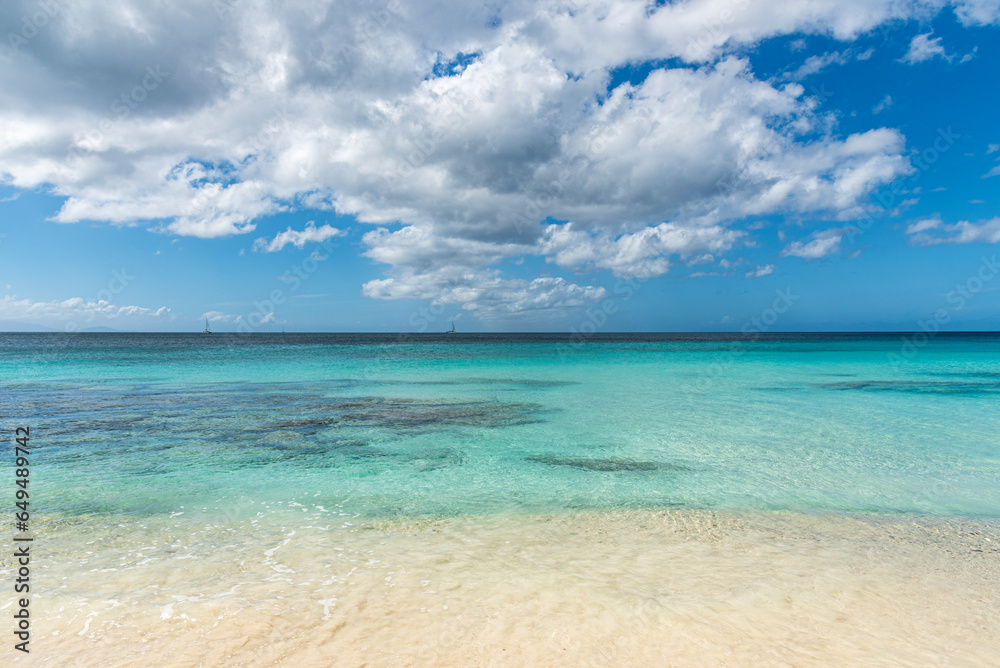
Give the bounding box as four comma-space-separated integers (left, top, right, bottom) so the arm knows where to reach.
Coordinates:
267, 397, 543, 432
819, 380, 1000, 394
526, 455, 688, 472
4, 383, 545, 449
379, 377, 579, 388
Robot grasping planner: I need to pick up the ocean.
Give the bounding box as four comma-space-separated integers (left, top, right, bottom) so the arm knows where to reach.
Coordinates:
3, 332, 1000, 665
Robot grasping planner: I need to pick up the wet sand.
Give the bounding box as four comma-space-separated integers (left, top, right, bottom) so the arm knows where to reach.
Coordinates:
5, 509, 1000, 666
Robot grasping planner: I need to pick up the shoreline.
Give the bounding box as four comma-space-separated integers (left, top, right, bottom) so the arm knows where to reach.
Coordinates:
6, 507, 1000, 665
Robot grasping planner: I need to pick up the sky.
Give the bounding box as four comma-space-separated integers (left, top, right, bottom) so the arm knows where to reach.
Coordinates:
1, 0, 999, 333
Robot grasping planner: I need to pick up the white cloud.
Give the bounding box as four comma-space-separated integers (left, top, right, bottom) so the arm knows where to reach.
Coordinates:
457, 276, 608, 318
360, 225, 534, 299
201, 310, 237, 323
901, 33, 949, 64
364, 268, 607, 317
780, 228, 850, 259
350, 56, 907, 302
0, 294, 172, 328
2, 0, 983, 317
983, 164, 1000, 178
907, 216, 1000, 245
951, 0, 1000, 25
358, 224, 608, 316
872, 95, 893, 114
540, 222, 742, 279
745, 264, 776, 278
988, 144, 1000, 154
906, 216, 943, 235
688, 270, 732, 277
783, 51, 846, 80
252, 221, 344, 252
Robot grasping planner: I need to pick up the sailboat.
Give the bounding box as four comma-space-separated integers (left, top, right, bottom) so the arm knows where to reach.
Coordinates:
202, 319, 212, 334
446, 321, 456, 333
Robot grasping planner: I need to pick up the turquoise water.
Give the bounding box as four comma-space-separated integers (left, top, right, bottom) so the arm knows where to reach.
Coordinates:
3, 332, 1000, 522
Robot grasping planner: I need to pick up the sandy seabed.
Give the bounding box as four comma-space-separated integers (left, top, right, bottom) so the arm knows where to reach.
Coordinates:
4, 508, 1000, 667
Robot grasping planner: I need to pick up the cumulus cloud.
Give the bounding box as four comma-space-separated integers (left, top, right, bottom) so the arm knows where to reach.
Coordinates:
907, 216, 1000, 245
252, 221, 344, 252
951, 0, 1000, 25
0, 294, 172, 328
745, 264, 776, 278
780, 228, 851, 259
456, 276, 608, 318
901, 33, 949, 64
364, 268, 607, 318
541, 222, 742, 278
1, 0, 986, 317
201, 310, 236, 323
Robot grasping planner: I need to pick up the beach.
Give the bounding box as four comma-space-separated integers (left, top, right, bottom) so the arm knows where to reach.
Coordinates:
6, 0, 1000, 662
3, 332, 1000, 665
8, 509, 1000, 666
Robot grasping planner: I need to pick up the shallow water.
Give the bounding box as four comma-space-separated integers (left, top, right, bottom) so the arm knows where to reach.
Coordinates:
8, 509, 1000, 666
3, 332, 1000, 520
2, 332, 999, 664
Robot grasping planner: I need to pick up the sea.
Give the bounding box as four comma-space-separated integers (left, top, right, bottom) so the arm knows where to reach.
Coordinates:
2, 332, 999, 665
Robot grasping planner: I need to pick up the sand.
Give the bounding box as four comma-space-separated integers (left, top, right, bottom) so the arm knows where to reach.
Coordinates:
4, 508, 1000, 666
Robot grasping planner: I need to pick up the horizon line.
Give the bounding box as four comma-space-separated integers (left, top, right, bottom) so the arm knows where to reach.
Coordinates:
3, 330, 1000, 335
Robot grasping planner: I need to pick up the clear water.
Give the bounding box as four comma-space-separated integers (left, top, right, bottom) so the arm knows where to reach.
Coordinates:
3, 332, 1000, 523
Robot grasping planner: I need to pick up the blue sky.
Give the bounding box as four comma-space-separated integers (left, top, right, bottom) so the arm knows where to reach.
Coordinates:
1, 0, 998, 332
